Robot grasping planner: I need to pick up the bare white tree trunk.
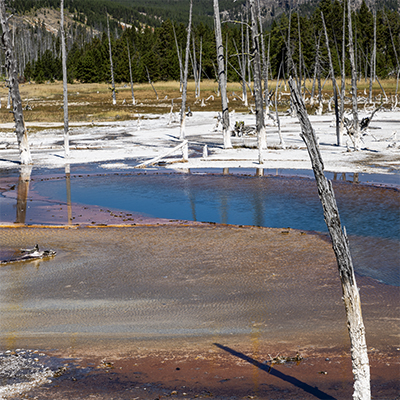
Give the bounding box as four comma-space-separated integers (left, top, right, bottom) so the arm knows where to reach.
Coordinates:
145, 66, 158, 100
198, 36, 202, 98
340, 2, 346, 139
126, 41, 136, 105
213, 0, 232, 149
249, 0, 266, 156
241, 12, 248, 106
107, 12, 116, 105
61, 0, 69, 158
180, 0, 192, 140
172, 23, 184, 92
275, 63, 285, 147
0, 0, 32, 164
321, 12, 341, 146
290, 78, 371, 400
348, 0, 360, 150
192, 35, 199, 98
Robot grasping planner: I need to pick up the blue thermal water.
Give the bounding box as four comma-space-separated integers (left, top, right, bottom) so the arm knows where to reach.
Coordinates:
8, 170, 400, 285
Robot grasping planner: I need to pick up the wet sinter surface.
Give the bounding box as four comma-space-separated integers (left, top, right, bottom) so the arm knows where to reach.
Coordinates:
0, 167, 399, 399
1, 167, 399, 286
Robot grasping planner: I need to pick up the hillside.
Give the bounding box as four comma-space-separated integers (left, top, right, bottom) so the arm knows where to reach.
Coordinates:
1, 0, 399, 86
8, 0, 400, 29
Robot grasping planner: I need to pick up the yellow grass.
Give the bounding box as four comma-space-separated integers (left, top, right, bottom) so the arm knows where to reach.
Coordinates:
0, 79, 397, 126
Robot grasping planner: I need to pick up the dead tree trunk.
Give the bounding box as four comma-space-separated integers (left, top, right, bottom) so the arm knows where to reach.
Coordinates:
297, 11, 303, 97
257, 0, 268, 110
289, 77, 371, 400
106, 12, 116, 105
126, 41, 136, 105
340, 1, 346, 138
61, 0, 69, 158
347, 0, 360, 150
275, 63, 285, 147
321, 12, 341, 146
192, 35, 198, 98
198, 36, 202, 98
0, 0, 32, 164
145, 65, 158, 100
172, 23, 184, 92
213, 0, 232, 149
180, 0, 192, 140
241, 12, 248, 106
249, 0, 266, 157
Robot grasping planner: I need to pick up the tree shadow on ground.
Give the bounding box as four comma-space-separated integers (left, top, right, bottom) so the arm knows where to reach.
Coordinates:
213, 343, 336, 400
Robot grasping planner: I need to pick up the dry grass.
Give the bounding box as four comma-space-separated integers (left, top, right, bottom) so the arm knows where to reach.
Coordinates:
0, 78, 397, 125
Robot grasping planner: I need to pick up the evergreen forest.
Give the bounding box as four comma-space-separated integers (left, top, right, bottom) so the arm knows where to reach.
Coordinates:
2, 0, 400, 86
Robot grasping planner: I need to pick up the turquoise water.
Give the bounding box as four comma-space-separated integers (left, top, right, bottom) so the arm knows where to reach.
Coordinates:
2, 166, 399, 285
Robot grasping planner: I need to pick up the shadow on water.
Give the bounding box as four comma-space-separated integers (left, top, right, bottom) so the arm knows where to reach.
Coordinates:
214, 343, 337, 400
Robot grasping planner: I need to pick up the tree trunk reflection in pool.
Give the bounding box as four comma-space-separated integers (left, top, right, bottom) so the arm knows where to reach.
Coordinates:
26, 171, 400, 286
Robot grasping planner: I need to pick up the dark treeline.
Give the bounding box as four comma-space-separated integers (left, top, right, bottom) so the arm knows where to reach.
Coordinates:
8, 0, 400, 84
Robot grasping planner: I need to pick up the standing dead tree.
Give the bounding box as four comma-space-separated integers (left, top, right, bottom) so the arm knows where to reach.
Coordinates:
180, 0, 193, 140
340, 1, 346, 138
60, 0, 69, 158
249, 0, 266, 160
347, 0, 360, 150
321, 12, 341, 146
106, 12, 116, 105
126, 40, 136, 105
289, 77, 370, 400
213, 0, 232, 149
0, 0, 32, 164
172, 23, 184, 92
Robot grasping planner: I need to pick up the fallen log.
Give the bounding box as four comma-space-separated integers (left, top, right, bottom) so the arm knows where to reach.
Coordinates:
135, 140, 188, 168
0, 244, 56, 265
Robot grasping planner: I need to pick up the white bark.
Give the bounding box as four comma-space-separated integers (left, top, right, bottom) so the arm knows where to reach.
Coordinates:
172, 23, 184, 92
321, 12, 341, 146
213, 0, 232, 149
61, 0, 69, 158
180, 0, 192, 140
135, 140, 188, 168
127, 41, 136, 105
348, 0, 360, 150
290, 78, 371, 400
249, 0, 266, 151
0, 0, 32, 164
107, 13, 116, 105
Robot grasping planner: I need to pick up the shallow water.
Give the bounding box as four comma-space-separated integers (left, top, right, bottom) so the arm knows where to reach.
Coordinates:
17, 168, 400, 285
1, 167, 399, 285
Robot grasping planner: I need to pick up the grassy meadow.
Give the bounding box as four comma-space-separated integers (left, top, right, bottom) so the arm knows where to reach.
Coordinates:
0, 78, 398, 127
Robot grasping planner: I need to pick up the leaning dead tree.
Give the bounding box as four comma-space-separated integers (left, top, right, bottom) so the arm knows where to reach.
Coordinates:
60, 0, 69, 157
106, 12, 116, 105
180, 0, 192, 140
289, 77, 370, 400
0, 0, 32, 164
213, 0, 232, 149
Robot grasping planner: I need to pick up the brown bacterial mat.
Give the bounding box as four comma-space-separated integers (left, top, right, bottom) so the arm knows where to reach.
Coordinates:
0, 225, 399, 399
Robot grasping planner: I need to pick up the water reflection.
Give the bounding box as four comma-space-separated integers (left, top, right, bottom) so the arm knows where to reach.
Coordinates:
15, 166, 32, 224
5, 168, 400, 285
65, 164, 72, 225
